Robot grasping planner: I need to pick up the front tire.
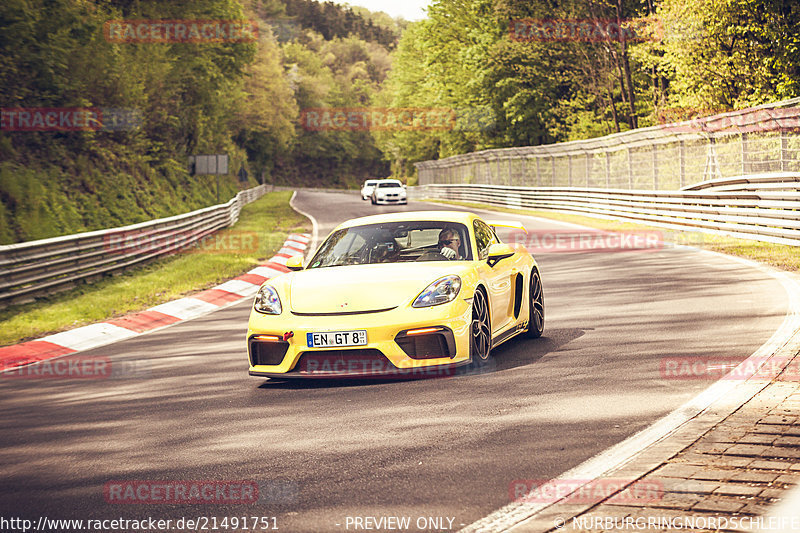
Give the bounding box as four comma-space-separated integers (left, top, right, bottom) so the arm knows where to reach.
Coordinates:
470, 288, 492, 367
526, 268, 545, 338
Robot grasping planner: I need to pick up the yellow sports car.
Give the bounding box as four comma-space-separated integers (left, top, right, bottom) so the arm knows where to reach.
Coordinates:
246, 211, 544, 378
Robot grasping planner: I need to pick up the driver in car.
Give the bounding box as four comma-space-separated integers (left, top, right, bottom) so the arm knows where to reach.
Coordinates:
438, 227, 463, 260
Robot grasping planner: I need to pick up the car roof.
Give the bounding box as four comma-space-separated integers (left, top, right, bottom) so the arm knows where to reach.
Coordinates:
335, 210, 479, 230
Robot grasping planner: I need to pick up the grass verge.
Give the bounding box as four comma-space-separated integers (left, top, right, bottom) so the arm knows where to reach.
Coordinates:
426, 199, 800, 273
0, 191, 310, 347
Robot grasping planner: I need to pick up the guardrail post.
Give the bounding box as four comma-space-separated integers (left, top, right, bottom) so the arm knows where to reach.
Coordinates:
704, 137, 720, 181
551, 156, 556, 186
652, 144, 659, 190
508, 158, 514, 185
585, 152, 591, 187
679, 141, 686, 188
741, 132, 749, 175
605, 152, 612, 189
627, 148, 634, 189
568, 155, 573, 186
521, 157, 527, 185
781, 130, 789, 172
536, 156, 541, 186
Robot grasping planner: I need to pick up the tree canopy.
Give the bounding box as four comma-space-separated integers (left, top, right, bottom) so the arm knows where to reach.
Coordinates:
2, 0, 798, 243
376, 0, 800, 174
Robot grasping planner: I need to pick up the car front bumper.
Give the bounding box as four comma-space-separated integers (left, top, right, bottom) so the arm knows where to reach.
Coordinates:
247, 297, 472, 378
374, 196, 407, 205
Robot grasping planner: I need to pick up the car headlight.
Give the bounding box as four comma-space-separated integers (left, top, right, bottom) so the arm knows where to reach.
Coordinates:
412, 275, 462, 308
254, 285, 282, 314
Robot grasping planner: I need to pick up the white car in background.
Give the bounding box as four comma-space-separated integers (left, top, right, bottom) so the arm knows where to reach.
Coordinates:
361, 179, 380, 200
371, 179, 407, 205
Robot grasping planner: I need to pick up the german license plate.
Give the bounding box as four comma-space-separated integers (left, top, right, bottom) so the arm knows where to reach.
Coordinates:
306, 330, 367, 348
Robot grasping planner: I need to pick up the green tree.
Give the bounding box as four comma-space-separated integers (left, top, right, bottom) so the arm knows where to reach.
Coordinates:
644, 0, 800, 111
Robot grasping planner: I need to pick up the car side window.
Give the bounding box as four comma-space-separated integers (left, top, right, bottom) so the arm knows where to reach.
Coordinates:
473, 220, 497, 260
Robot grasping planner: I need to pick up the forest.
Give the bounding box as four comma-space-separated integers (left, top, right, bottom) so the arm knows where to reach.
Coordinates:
1, 0, 798, 243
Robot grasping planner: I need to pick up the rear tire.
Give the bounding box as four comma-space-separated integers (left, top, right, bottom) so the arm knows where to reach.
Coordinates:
526, 268, 545, 338
470, 288, 492, 367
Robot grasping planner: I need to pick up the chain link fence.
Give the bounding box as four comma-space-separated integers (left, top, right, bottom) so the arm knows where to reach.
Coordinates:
416, 98, 800, 190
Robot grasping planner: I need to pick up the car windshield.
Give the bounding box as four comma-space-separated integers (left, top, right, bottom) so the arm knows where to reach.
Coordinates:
364, 181, 378, 186
377, 182, 401, 188
308, 221, 472, 268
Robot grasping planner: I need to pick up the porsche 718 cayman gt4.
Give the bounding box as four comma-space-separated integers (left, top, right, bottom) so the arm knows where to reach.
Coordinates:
246, 211, 544, 378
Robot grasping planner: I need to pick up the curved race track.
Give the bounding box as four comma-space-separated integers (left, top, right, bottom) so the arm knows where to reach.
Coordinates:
0, 190, 789, 532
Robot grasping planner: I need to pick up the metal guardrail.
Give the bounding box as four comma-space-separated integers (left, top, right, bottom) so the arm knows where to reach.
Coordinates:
680, 171, 800, 192
415, 178, 800, 246
0, 184, 270, 307
415, 98, 800, 190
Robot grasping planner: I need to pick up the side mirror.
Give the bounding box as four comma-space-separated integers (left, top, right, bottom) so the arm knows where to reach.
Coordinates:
285, 255, 304, 271
487, 243, 515, 267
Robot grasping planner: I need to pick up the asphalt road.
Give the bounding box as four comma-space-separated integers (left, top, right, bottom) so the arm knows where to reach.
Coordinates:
0, 190, 789, 532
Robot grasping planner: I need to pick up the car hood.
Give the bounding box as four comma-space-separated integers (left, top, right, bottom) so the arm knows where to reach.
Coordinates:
288, 263, 466, 314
